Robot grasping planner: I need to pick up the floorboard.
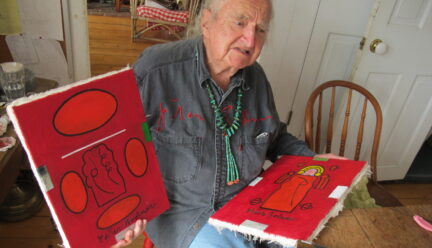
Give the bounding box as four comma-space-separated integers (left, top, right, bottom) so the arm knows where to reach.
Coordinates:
87, 15, 153, 77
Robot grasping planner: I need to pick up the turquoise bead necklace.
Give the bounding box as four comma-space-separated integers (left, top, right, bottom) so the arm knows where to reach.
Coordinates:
205, 82, 243, 185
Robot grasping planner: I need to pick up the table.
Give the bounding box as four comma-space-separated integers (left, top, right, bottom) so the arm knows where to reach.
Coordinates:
314, 204, 432, 247
0, 78, 57, 205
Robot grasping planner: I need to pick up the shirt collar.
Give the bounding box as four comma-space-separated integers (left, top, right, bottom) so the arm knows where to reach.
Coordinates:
194, 36, 249, 91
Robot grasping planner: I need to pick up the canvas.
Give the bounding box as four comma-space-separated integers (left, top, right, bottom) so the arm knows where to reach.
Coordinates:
209, 155, 369, 247
7, 68, 169, 248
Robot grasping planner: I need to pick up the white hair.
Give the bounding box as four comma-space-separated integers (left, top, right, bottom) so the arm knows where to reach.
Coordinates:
187, 0, 274, 37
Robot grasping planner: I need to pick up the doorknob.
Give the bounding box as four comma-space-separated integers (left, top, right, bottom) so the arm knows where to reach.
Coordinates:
370, 39, 387, 54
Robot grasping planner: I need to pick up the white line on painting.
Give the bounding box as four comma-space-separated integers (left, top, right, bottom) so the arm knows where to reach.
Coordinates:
61, 129, 126, 159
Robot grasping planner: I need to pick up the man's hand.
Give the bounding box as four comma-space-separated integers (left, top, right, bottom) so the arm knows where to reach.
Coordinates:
111, 219, 147, 248
314, 153, 348, 160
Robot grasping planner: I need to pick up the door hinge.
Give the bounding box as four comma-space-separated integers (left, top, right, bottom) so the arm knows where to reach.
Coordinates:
287, 111, 293, 125
359, 37, 366, 50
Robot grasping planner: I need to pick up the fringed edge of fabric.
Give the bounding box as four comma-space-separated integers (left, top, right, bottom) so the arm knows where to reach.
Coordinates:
208, 218, 298, 247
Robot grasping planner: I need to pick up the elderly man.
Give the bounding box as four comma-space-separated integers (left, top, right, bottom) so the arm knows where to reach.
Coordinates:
113, 0, 342, 247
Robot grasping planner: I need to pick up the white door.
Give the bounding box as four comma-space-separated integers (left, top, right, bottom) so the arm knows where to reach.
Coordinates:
350, 0, 432, 180
259, 0, 374, 133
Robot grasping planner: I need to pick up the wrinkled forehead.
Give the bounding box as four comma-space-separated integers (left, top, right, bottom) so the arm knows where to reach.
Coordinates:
217, 0, 272, 25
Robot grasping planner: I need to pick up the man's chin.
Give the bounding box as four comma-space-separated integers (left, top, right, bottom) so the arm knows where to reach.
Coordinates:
229, 60, 253, 71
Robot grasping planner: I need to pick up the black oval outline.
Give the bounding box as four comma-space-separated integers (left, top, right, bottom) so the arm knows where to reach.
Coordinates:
60, 171, 88, 214
96, 194, 141, 230
52, 89, 118, 136
124, 137, 149, 177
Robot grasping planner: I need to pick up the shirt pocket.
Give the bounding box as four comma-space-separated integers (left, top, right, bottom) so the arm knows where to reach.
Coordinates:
153, 133, 202, 184
240, 133, 270, 181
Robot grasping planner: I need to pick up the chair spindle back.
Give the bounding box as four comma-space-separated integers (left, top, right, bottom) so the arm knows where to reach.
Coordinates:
304, 80, 383, 182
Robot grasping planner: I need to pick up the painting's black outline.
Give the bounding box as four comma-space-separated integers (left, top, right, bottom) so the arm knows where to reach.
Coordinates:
52, 89, 118, 136
82, 143, 127, 208
124, 137, 149, 177
96, 194, 142, 230
60, 171, 88, 214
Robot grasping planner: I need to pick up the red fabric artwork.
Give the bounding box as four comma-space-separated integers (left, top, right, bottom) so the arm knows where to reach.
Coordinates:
7, 69, 169, 248
209, 155, 368, 246
261, 174, 317, 212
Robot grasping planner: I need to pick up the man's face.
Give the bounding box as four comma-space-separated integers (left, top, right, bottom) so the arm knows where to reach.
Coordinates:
202, 0, 271, 71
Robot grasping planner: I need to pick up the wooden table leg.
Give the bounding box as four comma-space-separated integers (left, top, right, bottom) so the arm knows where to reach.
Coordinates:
0, 140, 24, 205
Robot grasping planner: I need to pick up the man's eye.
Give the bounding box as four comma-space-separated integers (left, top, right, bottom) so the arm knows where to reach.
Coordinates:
257, 27, 267, 34
235, 21, 245, 27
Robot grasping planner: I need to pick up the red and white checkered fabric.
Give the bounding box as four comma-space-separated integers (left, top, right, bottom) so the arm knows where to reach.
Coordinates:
137, 6, 189, 33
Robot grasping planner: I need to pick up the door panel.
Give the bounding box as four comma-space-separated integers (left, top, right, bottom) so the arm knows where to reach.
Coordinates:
379, 76, 432, 178
315, 34, 361, 86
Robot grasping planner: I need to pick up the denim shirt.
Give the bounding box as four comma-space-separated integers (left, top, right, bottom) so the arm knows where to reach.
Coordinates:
133, 36, 315, 248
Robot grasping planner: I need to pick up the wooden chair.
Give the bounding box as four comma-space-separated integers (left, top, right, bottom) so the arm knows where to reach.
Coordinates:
130, 0, 201, 43
304, 80, 402, 207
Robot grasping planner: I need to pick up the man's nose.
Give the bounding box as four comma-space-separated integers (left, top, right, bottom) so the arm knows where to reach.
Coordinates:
242, 25, 256, 47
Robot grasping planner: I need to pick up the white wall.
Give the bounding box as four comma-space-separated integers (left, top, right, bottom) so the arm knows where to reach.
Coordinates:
63, 0, 91, 81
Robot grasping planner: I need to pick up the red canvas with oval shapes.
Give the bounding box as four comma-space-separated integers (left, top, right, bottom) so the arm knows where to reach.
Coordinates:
7, 69, 169, 248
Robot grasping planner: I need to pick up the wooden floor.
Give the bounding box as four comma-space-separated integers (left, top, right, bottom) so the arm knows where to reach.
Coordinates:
0, 14, 431, 248
88, 15, 153, 76
88, 14, 179, 76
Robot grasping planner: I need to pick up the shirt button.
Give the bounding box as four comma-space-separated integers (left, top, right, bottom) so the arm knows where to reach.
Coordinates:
193, 224, 200, 230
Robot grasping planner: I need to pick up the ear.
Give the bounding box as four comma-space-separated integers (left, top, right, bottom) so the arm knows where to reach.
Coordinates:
200, 9, 212, 36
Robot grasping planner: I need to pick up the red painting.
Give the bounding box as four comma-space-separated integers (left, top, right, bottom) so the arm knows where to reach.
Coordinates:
7, 69, 169, 248
209, 155, 368, 247
261, 165, 330, 212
